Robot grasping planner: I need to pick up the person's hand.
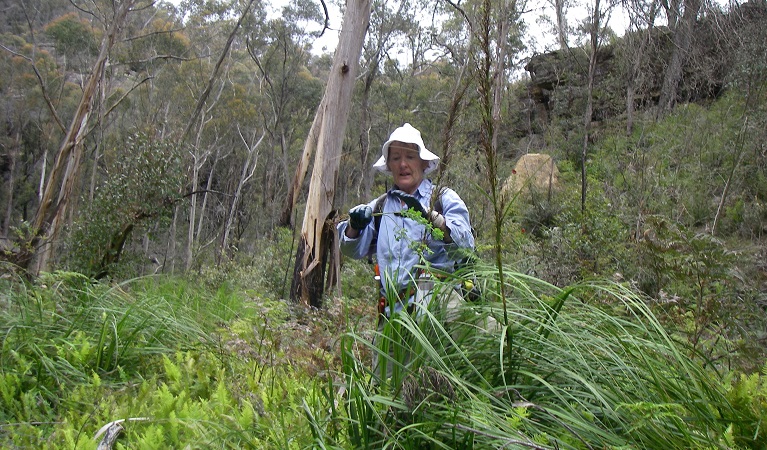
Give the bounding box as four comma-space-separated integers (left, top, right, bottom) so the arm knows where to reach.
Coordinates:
390, 190, 428, 219
390, 190, 450, 240
348, 204, 373, 230
428, 210, 446, 230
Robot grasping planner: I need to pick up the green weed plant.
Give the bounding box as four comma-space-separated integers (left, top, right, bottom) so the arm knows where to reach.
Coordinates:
308, 263, 759, 449
0, 272, 323, 449
1, 260, 764, 449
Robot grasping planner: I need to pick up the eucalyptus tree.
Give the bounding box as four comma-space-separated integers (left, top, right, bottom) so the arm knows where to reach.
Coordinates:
537, 0, 571, 49
611, 0, 663, 247
123, 0, 297, 271
0, 0, 216, 277
157, 0, 237, 270
0, 33, 63, 240
0, 2, 88, 254
554, 0, 570, 49
291, 0, 372, 307
425, 0, 476, 172
578, 0, 618, 213
243, 0, 325, 229
621, 0, 661, 135
184, 0, 268, 267
16, 0, 143, 274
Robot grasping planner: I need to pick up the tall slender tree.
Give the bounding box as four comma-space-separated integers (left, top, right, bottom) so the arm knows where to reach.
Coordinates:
623, 0, 660, 134
355, 0, 418, 199
28, 0, 138, 274
578, 0, 616, 213
290, 0, 372, 307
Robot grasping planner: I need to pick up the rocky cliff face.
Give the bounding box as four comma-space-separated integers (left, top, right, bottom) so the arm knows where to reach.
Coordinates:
522, 0, 766, 130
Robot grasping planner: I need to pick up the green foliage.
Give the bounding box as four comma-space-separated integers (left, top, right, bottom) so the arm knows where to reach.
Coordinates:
198, 227, 297, 300
571, 89, 767, 369
400, 207, 444, 242
121, 16, 190, 72
0, 271, 335, 449
43, 13, 99, 59
308, 268, 750, 449
1, 0, 766, 447
64, 132, 184, 279
0, 259, 764, 449
634, 215, 767, 369
600, 94, 763, 232
0, 272, 208, 445
501, 180, 633, 287
338, 257, 380, 305
724, 364, 767, 448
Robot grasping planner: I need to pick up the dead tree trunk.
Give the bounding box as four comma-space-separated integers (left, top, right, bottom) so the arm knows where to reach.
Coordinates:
626, 1, 658, 135
220, 128, 264, 259
555, 0, 568, 49
279, 103, 324, 228
290, 0, 372, 308
26, 0, 135, 274
2, 128, 20, 238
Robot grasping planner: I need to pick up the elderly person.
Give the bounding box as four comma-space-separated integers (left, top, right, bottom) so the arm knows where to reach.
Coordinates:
338, 123, 476, 365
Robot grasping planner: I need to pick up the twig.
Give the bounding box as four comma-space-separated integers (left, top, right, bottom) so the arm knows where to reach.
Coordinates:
94, 417, 150, 449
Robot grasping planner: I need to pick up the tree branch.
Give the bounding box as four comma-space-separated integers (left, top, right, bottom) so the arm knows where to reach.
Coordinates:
443, 0, 474, 32
181, 0, 258, 143
319, 0, 330, 37
123, 27, 187, 42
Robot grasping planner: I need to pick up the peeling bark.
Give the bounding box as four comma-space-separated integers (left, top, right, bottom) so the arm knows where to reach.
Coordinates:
290, 0, 372, 307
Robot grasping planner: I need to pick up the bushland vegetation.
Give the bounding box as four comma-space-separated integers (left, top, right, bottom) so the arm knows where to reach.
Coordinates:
1, 0, 766, 448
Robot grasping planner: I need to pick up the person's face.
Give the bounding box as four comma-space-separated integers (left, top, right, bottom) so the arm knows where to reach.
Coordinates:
386, 141, 428, 194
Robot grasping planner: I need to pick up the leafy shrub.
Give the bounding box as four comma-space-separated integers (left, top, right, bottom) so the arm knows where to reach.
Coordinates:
44, 13, 99, 59
63, 133, 183, 280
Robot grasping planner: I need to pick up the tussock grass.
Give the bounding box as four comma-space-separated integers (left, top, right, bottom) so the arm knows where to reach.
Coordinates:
0, 269, 352, 449
1, 265, 761, 449
0, 272, 266, 448
0, 273, 210, 415
317, 263, 746, 449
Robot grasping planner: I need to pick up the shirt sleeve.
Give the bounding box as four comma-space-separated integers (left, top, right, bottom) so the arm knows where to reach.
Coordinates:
337, 198, 378, 260
439, 188, 474, 249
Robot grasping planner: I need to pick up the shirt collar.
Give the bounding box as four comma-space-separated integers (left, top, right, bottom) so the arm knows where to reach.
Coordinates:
391, 178, 433, 198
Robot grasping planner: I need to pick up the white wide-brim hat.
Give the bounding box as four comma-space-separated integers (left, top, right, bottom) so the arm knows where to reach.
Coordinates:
373, 123, 440, 174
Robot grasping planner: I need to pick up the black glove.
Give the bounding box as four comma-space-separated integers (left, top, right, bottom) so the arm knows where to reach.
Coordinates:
348, 204, 372, 230
390, 190, 428, 219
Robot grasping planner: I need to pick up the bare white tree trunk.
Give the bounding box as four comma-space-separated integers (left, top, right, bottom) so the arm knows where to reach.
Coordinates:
186, 160, 200, 271
581, 0, 605, 213
280, 103, 324, 227
25, 0, 136, 274
657, 0, 701, 114
220, 127, 264, 259
196, 147, 221, 250
291, 0, 372, 307
183, 67, 229, 270
555, 0, 568, 49
167, 206, 178, 274
185, 112, 211, 272
2, 129, 20, 238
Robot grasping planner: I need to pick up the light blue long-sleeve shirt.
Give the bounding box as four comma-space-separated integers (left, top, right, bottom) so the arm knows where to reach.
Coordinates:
337, 179, 474, 296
